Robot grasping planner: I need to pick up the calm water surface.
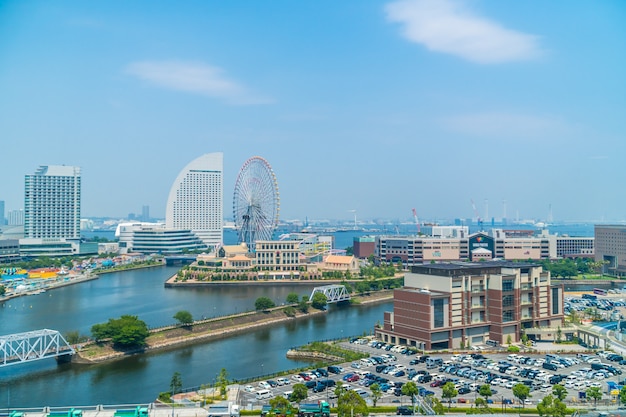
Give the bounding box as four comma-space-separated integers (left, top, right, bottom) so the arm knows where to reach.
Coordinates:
0, 266, 390, 408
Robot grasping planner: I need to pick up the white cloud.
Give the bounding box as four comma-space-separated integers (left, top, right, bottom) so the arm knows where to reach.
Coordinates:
385, 0, 542, 64
442, 111, 572, 140
125, 61, 272, 105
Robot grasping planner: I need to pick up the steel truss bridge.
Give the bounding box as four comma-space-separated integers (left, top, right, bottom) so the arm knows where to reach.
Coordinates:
0, 329, 75, 367
309, 284, 350, 303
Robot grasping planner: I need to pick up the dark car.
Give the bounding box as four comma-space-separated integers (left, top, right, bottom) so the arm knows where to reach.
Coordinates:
543, 362, 558, 371
316, 368, 329, 377
328, 366, 342, 374
458, 387, 471, 395
305, 380, 317, 389
396, 406, 414, 415
313, 383, 326, 393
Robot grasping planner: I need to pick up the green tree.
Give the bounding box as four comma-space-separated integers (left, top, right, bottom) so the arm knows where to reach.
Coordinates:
217, 367, 228, 397
173, 310, 193, 327
537, 395, 567, 417
552, 384, 567, 401
401, 381, 419, 408
0, 285, 5, 296
556, 326, 562, 343
506, 334, 512, 345
255, 297, 276, 311
270, 396, 293, 416
369, 383, 383, 407
512, 383, 531, 407
286, 293, 300, 304
91, 315, 150, 348
311, 292, 328, 310
586, 386, 602, 408
430, 397, 446, 415
298, 296, 309, 313
478, 384, 493, 404
441, 382, 458, 409
170, 371, 183, 395
64, 330, 88, 345
291, 383, 308, 403
337, 388, 368, 417
475, 397, 487, 408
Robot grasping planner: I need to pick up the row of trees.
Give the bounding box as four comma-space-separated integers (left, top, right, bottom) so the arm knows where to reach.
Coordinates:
540, 258, 609, 278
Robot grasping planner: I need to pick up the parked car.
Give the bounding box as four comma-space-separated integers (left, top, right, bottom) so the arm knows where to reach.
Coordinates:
396, 406, 414, 415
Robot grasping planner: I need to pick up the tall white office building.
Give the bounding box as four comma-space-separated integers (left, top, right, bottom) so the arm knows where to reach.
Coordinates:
24, 165, 81, 239
166, 153, 223, 249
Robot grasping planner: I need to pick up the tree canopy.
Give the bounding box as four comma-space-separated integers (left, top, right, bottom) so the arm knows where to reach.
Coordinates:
286, 292, 300, 304
512, 383, 531, 407
173, 310, 193, 326
537, 395, 567, 417
336, 387, 368, 417
311, 292, 328, 310
255, 297, 276, 311
441, 382, 458, 409
90, 314, 150, 348
291, 383, 308, 403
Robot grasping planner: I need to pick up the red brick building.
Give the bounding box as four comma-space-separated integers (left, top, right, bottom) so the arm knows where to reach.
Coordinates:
375, 261, 564, 350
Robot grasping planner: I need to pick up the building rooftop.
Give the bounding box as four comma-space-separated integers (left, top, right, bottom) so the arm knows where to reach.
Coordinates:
410, 261, 541, 276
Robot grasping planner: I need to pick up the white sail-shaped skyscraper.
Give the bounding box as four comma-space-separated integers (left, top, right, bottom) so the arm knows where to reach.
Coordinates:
166, 153, 223, 250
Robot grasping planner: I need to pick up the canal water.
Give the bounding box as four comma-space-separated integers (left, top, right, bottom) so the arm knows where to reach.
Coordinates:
0, 266, 391, 408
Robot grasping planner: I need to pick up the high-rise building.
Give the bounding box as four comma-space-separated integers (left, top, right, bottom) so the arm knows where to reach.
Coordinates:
595, 224, 626, 276
0, 200, 5, 225
141, 205, 150, 222
166, 153, 223, 249
24, 165, 81, 239
7, 209, 24, 226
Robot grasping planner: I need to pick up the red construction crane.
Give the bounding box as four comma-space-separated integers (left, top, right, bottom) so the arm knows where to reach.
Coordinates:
412, 208, 420, 234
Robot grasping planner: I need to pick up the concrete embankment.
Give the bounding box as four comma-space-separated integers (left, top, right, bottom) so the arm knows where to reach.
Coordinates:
75, 290, 393, 364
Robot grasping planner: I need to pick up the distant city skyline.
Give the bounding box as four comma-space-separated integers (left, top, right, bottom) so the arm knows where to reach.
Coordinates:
1, 1, 624, 222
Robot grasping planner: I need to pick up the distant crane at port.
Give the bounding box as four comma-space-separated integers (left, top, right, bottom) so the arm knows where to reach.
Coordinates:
471, 199, 483, 230
412, 208, 421, 234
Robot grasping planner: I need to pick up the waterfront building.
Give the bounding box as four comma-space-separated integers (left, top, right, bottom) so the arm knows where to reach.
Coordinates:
116, 222, 207, 255
595, 224, 626, 276
555, 236, 594, 258
0, 239, 20, 264
254, 240, 302, 277
24, 165, 81, 239
353, 236, 375, 259
375, 261, 564, 350
321, 254, 359, 274
375, 230, 551, 267
166, 153, 223, 250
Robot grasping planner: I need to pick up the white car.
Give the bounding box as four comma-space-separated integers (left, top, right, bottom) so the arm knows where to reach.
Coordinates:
291, 375, 304, 383
244, 385, 255, 392
258, 381, 271, 390
276, 377, 290, 386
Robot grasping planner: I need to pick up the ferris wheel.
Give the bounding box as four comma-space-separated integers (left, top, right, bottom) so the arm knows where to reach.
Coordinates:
233, 156, 280, 251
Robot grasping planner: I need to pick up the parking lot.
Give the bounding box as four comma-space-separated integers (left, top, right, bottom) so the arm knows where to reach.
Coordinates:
238, 338, 626, 409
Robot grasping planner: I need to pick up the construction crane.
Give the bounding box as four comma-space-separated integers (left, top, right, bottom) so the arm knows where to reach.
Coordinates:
470, 199, 483, 230
412, 208, 421, 234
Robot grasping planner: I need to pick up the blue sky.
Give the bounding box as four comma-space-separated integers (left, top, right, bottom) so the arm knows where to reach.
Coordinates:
1, 0, 624, 224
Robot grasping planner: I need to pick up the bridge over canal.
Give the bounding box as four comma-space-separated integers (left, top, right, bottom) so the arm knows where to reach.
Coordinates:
309, 284, 350, 304
0, 328, 75, 367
